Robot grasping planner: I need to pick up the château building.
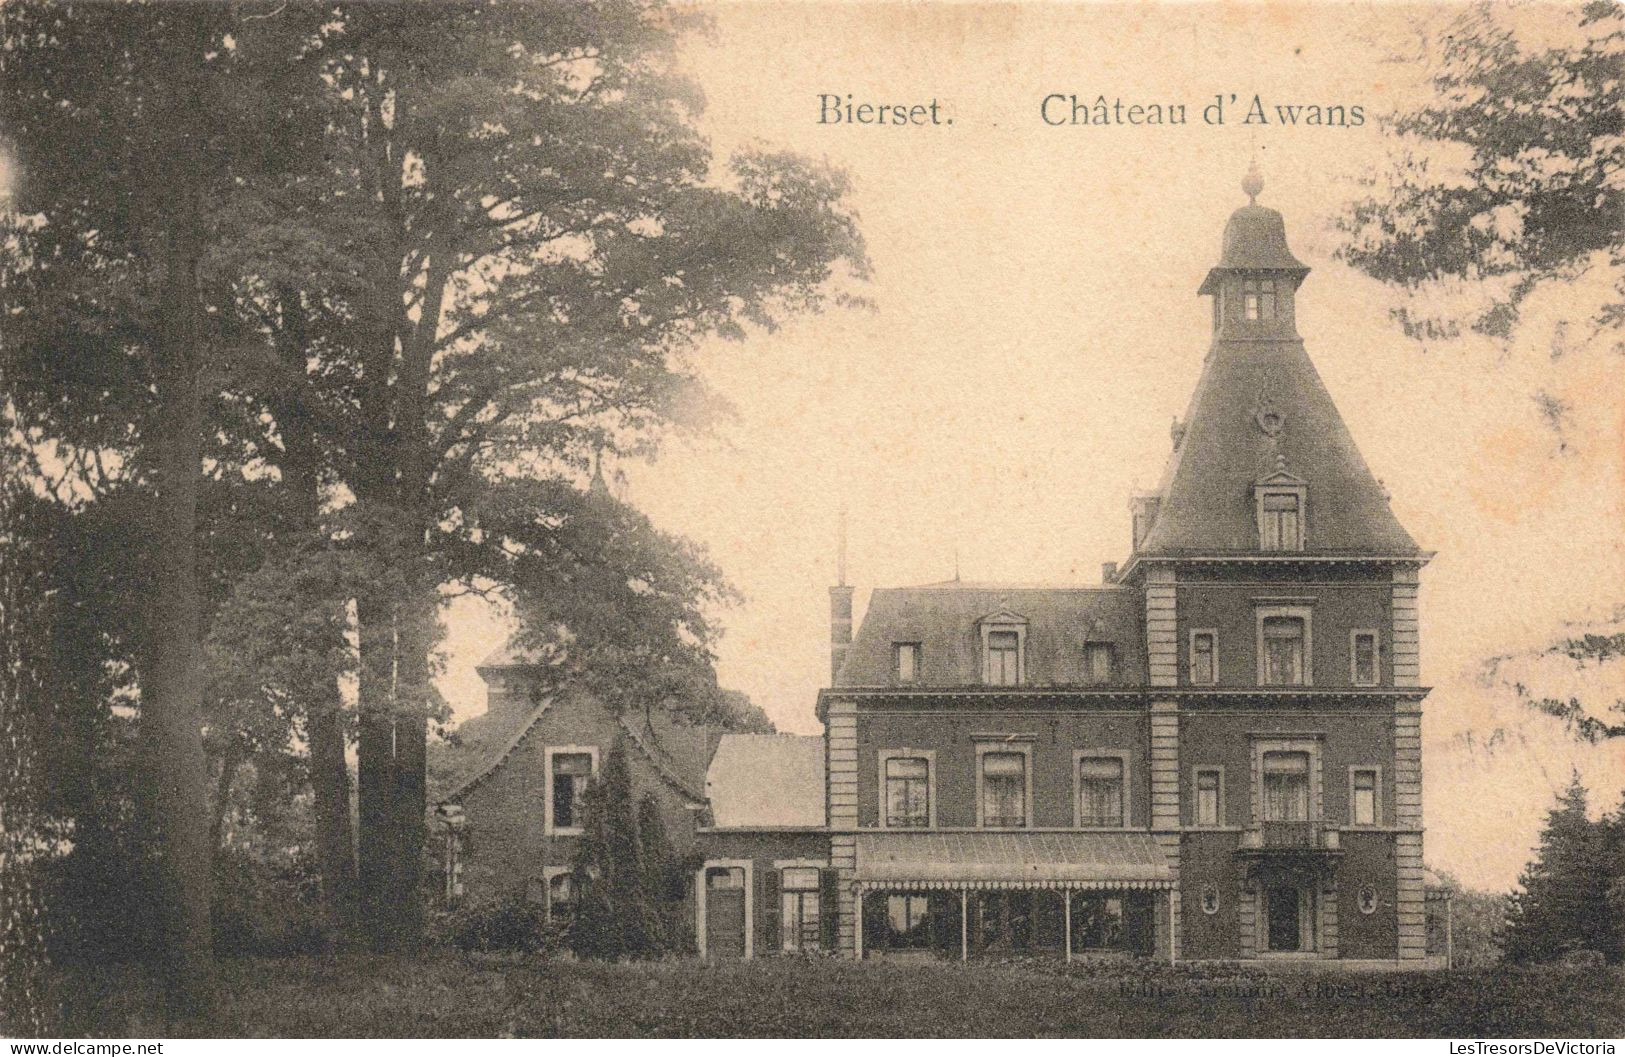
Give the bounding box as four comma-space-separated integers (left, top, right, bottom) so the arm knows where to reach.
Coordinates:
443, 168, 1450, 966
696, 167, 1446, 965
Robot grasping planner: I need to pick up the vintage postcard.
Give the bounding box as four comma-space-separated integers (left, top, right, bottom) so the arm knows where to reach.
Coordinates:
1, 0, 1621, 1044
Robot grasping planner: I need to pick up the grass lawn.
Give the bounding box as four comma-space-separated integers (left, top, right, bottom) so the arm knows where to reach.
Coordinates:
54, 953, 1625, 1038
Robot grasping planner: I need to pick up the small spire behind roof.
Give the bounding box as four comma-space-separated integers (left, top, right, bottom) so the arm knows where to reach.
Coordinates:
836, 504, 848, 587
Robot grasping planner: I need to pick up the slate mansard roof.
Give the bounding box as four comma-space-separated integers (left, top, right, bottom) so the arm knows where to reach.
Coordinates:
1138, 187, 1423, 559
835, 582, 1144, 688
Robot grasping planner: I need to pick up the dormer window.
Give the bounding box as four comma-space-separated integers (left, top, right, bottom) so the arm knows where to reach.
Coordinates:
894, 642, 921, 684
1254, 471, 1307, 552
986, 631, 1020, 685
1081, 642, 1114, 685
978, 610, 1028, 686
1260, 491, 1301, 549
1242, 277, 1278, 321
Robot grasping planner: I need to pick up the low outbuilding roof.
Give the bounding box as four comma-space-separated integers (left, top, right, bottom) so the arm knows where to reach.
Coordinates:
705, 734, 825, 829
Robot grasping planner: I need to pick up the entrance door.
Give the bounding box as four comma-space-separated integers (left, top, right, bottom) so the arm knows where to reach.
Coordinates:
1266, 885, 1301, 952
705, 867, 746, 958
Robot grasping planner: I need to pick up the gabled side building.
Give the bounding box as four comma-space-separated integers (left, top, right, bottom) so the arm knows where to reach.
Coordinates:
694, 169, 1447, 966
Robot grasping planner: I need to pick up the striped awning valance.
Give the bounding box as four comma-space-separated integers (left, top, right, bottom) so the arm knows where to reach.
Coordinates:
858, 878, 1174, 892
855, 831, 1175, 889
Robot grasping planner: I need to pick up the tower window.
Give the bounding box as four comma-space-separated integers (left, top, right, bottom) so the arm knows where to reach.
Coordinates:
1190, 629, 1218, 685
1261, 617, 1307, 685
1350, 768, 1379, 826
1242, 277, 1277, 321
1261, 751, 1311, 822
1195, 767, 1222, 826
1351, 631, 1380, 686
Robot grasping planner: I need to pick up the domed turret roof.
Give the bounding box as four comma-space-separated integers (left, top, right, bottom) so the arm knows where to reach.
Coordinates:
1197, 166, 1309, 295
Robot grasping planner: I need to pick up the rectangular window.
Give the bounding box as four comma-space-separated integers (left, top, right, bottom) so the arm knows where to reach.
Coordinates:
1190, 630, 1217, 685
986, 630, 1020, 686
1242, 277, 1277, 321
1260, 491, 1302, 550
981, 751, 1027, 827
1262, 616, 1306, 686
546, 872, 575, 921
1262, 751, 1311, 822
1351, 768, 1378, 826
1196, 768, 1221, 827
1082, 643, 1114, 685
551, 752, 593, 830
884, 756, 931, 828
1077, 757, 1124, 827
894, 642, 921, 683
1352, 631, 1379, 686
780, 867, 822, 952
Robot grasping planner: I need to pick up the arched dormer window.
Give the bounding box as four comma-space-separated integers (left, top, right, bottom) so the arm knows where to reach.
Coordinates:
1254, 470, 1307, 552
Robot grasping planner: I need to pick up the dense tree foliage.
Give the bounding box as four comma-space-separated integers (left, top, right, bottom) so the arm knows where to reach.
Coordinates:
1339, 0, 1624, 339
1, 0, 865, 1017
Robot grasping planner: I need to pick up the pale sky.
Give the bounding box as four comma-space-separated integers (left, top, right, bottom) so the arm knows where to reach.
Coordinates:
440, 2, 1625, 891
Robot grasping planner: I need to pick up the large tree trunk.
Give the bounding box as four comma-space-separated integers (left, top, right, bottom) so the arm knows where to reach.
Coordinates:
354, 586, 399, 949
142, 196, 216, 1023
272, 292, 359, 939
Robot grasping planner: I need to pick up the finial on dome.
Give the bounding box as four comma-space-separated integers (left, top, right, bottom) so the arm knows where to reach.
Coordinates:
1242, 161, 1264, 205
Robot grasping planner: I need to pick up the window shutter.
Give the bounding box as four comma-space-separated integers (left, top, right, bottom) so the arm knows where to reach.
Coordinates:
820, 868, 840, 951
760, 868, 780, 953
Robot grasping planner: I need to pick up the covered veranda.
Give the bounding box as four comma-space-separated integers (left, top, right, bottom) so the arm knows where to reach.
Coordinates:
853, 831, 1176, 962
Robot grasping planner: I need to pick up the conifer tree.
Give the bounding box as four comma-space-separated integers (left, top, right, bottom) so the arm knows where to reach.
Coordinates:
1503, 773, 1617, 962
568, 739, 687, 959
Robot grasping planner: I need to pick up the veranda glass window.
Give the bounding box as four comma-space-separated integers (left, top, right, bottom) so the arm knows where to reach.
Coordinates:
981, 752, 1027, 827
1262, 751, 1311, 822
1077, 757, 1124, 827
885, 757, 930, 828
1070, 895, 1125, 951
886, 894, 933, 949
986, 631, 1020, 685
551, 752, 592, 829
1262, 617, 1306, 685
780, 867, 822, 951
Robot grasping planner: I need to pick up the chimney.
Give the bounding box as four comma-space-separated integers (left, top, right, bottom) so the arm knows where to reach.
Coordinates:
829, 507, 853, 683
829, 584, 854, 683
1102, 561, 1118, 584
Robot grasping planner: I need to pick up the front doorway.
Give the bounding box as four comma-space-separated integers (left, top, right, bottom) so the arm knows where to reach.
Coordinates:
704, 866, 747, 958
1264, 884, 1316, 953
